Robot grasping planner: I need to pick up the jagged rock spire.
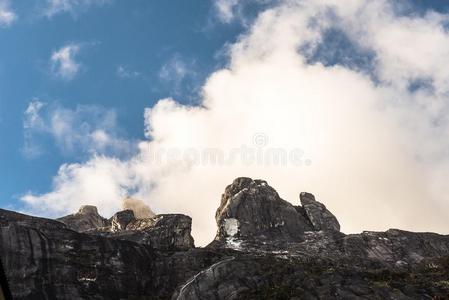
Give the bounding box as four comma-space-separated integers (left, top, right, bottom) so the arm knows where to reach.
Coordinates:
215, 177, 313, 243
300, 192, 340, 231
57, 205, 108, 232
214, 177, 341, 245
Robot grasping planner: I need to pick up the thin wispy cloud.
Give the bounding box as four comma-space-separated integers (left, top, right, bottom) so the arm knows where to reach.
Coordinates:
159, 55, 197, 95
116, 65, 141, 79
159, 55, 191, 82
50, 43, 81, 80
214, 0, 240, 23
23, 100, 46, 130
22, 100, 46, 158
0, 0, 17, 27
212, 0, 273, 25
43, 0, 110, 18
22, 99, 134, 159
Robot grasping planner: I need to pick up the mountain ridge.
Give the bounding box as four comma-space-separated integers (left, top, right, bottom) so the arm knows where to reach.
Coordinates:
1, 177, 449, 299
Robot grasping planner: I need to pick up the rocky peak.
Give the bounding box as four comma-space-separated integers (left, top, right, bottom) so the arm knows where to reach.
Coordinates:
57, 205, 108, 232
78, 205, 99, 215
214, 177, 313, 244
111, 209, 136, 231
57, 205, 194, 250
300, 192, 340, 231
213, 178, 344, 248
299, 192, 316, 203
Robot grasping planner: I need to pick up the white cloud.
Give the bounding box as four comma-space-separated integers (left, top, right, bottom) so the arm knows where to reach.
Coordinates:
43, 0, 109, 18
22, 156, 134, 217
23, 100, 45, 130
214, 0, 240, 23
50, 43, 81, 80
0, 0, 17, 27
159, 55, 194, 87
213, 0, 274, 25
158, 55, 199, 100
23, 0, 449, 246
116, 65, 141, 78
23, 100, 46, 158
22, 100, 133, 158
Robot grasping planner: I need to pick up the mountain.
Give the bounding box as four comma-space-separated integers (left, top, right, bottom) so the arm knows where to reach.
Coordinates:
1, 177, 449, 299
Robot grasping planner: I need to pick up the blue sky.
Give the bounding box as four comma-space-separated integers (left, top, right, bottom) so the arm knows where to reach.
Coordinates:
0, 0, 247, 209
2, 0, 449, 245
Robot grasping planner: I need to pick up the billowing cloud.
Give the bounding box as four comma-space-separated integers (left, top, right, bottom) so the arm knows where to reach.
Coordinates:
22, 156, 134, 217
23, 0, 449, 246
22, 100, 134, 158
0, 0, 16, 27
50, 43, 81, 80
43, 0, 110, 18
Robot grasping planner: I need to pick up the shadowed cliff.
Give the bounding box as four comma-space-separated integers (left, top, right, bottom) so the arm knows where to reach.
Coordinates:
1, 177, 449, 299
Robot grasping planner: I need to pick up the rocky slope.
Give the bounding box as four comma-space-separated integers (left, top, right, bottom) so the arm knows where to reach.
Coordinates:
1, 177, 449, 299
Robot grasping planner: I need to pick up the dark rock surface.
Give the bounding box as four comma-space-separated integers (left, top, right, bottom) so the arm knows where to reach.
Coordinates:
300, 192, 340, 231
0, 209, 207, 299
0, 251, 12, 300
2, 177, 449, 299
57, 206, 195, 251
111, 209, 136, 231
214, 177, 313, 244
101, 214, 195, 250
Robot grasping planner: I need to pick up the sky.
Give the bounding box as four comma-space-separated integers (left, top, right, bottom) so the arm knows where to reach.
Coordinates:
2, 0, 449, 246
0, 0, 244, 207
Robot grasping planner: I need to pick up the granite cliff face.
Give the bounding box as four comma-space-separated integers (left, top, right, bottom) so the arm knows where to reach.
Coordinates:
59, 206, 195, 251
1, 177, 449, 299
214, 178, 314, 242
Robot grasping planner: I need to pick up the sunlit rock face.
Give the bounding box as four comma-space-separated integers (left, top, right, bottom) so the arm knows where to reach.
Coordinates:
2, 177, 449, 299
57, 205, 109, 232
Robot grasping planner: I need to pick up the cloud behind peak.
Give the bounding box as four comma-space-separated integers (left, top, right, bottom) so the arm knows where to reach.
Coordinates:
22, 0, 449, 246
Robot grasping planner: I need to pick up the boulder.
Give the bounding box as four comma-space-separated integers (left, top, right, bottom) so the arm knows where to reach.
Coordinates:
111, 209, 136, 231
300, 192, 340, 231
